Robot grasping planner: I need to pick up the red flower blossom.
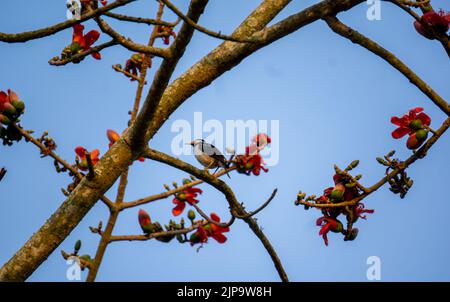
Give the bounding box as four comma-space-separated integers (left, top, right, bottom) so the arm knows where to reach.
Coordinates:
190, 213, 230, 246
71, 24, 101, 60
172, 187, 203, 216
414, 10, 450, 39
75, 146, 100, 171
190, 225, 209, 246
207, 213, 230, 244
391, 107, 431, 139
316, 216, 343, 246
235, 153, 269, 176
157, 26, 177, 45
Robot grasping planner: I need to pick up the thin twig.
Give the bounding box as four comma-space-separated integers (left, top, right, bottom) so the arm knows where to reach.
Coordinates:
233, 189, 278, 219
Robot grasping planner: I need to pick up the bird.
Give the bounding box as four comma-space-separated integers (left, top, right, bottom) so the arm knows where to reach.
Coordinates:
189, 139, 230, 178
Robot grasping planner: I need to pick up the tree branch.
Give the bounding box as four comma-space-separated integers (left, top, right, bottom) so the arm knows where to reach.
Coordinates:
0, 0, 135, 43
297, 117, 450, 209
144, 148, 289, 282
324, 16, 450, 116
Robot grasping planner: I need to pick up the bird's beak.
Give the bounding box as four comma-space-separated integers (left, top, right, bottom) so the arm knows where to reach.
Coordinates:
186, 141, 194, 146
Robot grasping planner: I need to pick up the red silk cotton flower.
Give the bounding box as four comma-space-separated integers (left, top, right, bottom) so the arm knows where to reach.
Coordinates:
391, 107, 430, 139
172, 187, 203, 216
71, 24, 101, 60
316, 216, 343, 246
414, 10, 450, 39
190, 213, 230, 246
234, 133, 271, 176
75, 146, 100, 171
391, 107, 431, 150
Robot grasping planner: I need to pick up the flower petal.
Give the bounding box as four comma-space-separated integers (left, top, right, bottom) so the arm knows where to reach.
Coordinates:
84, 30, 100, 48
391, 127, 410, 139
172, 200, 185, 216
211, 233, 227, 244
417, 112, 431, 126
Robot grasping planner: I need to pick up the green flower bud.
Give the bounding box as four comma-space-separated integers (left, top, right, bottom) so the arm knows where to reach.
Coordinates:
330, 189, 344, 201
12, 100, 25, 114
74, 240, 82, 252
346, 160, 359, 171
188, 209, 196, 221
409, 119, 423, 131
415, 129, 428, 142
182, 178, 191, 185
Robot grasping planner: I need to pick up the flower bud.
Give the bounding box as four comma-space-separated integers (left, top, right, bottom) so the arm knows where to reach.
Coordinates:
182, 178, 191, 185
415, 129, 428, 142
409, 119, 423, 131
106, 129, 120, 144
138, 209, 153, 234
74, 240, 82, 252
188, 209, 196, 221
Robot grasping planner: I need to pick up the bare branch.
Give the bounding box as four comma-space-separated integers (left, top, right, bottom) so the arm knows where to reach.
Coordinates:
0, 0, 135, 43
160, 0, 259, 43
95, 17, 170, 58
103, 11, 180, 27
324, 16, 450, 116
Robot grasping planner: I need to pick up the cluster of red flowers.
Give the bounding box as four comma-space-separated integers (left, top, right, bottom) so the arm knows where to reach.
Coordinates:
391, 107, 431, 150
124, 53, 147, 81
61, 24, 101, 62
0, 89, 25, 128
300, 172, 374, 246
414, 9, 450, 39
234, 133, 271, 176
189, 213, 230, 246
157, 26, 177, 45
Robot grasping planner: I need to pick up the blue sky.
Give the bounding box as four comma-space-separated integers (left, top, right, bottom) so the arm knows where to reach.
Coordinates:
0, 0, 449, 281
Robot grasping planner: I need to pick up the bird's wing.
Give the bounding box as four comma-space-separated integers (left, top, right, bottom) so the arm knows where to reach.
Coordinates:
201, 143, 228, 167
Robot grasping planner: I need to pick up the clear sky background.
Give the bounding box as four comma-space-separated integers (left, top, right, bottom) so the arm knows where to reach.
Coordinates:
0, 0, 449, 282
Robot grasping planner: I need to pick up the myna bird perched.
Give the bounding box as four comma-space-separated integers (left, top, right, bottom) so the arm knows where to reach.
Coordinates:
189, 139, 230, 178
